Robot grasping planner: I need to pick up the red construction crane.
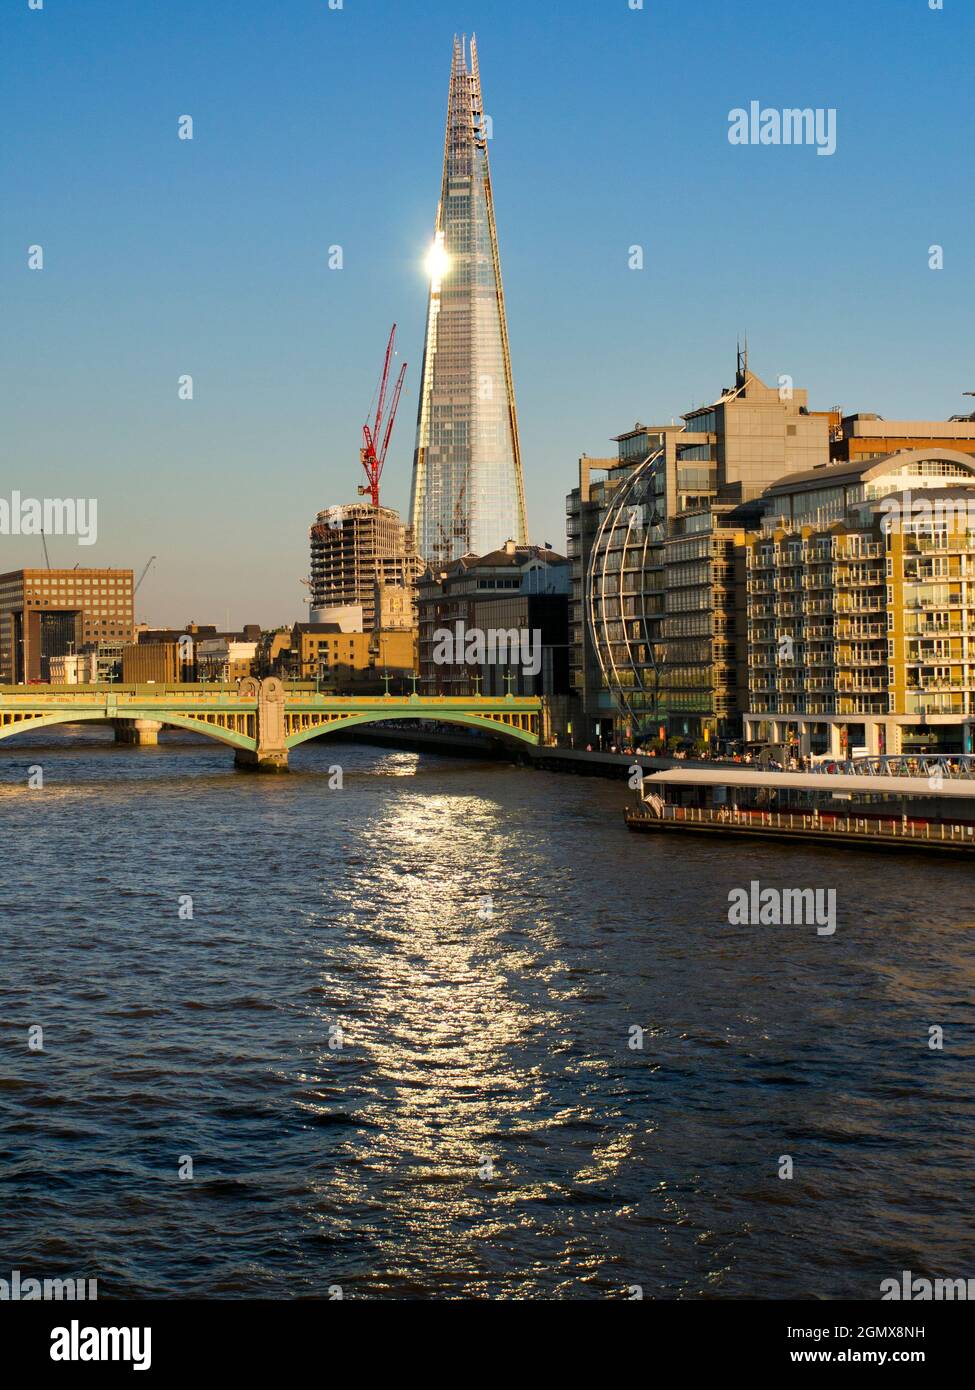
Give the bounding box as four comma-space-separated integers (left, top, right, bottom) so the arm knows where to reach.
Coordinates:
359, 325, 407, 508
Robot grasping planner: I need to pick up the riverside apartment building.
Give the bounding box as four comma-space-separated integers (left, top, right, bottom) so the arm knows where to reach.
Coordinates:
744, 449, 975, 757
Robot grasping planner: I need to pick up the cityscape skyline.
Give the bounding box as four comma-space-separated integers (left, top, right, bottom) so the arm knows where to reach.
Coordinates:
2, 0, 972, 629
4, 1, 975, 1329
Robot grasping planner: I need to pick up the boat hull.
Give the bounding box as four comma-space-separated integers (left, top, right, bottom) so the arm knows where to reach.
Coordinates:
623, 807, 975, 855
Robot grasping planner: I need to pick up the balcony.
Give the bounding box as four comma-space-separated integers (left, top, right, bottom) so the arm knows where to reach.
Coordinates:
835, 650, 887, 667
905, 593, 965, 610
838, 542, 883, 560
905, 537, 975, 554
905, 649, 965, 664
904, 565, 963, 583
837, 621, 885, 639
906, 677, 975, 691
837, 597, 885, 613
836, 677, 886, 693
835, 570, 885, 588
903, 694, 968, 715
905, 622, 967, 637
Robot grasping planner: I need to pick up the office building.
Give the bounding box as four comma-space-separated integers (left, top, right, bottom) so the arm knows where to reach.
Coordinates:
122, 642, 182, 685
196, 637, 259, 684
286, 622, 416, 690
417, 540, 570, 696
409, 35, 528, 563
0, 568, 134, 683
567, 355, 830, 745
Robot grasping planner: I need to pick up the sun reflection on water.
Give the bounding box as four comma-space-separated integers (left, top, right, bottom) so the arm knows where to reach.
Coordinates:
298, 786, 588, 1290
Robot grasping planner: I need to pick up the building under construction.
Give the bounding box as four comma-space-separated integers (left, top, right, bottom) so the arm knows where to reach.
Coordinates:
308, 503, 421, 632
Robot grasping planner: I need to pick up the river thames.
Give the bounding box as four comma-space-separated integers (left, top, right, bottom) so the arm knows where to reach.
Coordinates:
1, 729, 973, 1299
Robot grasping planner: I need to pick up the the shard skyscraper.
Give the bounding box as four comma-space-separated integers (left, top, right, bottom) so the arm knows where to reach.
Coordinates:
409, 35, 528, 566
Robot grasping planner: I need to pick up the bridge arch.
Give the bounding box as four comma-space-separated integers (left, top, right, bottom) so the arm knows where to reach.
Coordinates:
285, 710, 539, 750
0, 709, 256, 752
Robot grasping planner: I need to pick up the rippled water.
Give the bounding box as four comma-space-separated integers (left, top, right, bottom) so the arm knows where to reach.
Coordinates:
1, 726, 973, 1299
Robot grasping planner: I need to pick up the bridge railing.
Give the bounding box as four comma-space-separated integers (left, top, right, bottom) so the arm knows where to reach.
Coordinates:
0, 685, 541, 708
0, 683, 240, 694
652, 803, 975, 843
282, 692, 541, 707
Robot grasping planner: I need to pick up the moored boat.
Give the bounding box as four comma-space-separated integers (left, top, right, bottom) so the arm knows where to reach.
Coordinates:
625, 766, 975, 854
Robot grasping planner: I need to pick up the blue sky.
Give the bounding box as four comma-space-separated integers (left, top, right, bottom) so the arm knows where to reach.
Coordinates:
1, 0, 972, 626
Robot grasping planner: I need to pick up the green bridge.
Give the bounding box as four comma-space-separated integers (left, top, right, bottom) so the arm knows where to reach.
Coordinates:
0, 679, 542, 771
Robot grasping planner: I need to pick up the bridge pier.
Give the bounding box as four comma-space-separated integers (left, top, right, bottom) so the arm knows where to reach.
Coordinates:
234, 677, 289, 773
114, 719, 163, 747
234, 747, 289, 773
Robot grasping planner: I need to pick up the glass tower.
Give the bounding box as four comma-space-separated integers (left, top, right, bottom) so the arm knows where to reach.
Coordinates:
409, 35, 528, 566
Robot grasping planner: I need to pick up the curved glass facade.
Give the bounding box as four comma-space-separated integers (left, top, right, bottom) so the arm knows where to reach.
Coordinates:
573, 363, 835, 744
586, 449, 668, 737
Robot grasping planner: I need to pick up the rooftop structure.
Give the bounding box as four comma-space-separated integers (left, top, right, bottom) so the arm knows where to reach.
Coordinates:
829, 411, 975, 463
